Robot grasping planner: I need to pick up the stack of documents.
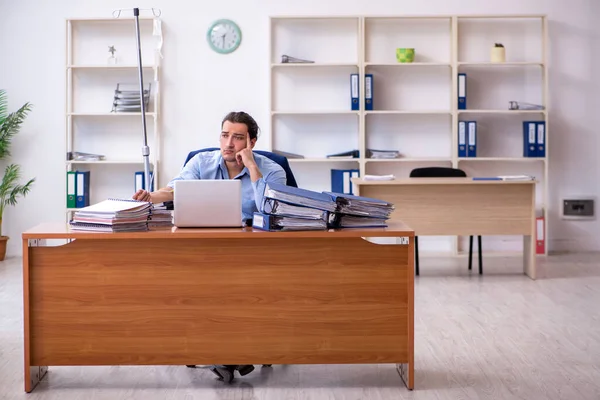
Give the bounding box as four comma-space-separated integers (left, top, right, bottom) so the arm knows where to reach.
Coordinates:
69, 198, 152, 232
367, 149, 401, 159
325, 192, 395, 228
148, 204, 173, 229
254, 183, 336, 231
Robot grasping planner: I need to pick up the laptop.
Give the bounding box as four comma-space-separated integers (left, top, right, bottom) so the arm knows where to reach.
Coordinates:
173, 180, 243, 227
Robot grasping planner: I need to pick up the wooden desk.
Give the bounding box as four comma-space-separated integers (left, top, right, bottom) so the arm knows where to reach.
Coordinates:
352, 178, 537, 279
22, 222, 415, 392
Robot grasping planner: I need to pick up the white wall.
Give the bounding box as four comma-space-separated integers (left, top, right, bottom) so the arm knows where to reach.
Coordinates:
0, 0, 598, 257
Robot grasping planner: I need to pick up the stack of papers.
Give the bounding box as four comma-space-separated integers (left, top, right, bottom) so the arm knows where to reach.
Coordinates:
367, 149, 401, 159
148, 205, 173, 230
69, 198, 152, 232
326, 192, 395, 219
472, 175, 535, 181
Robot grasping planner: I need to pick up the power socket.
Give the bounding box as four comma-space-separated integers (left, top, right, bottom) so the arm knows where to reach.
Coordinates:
561, 197, 595, 220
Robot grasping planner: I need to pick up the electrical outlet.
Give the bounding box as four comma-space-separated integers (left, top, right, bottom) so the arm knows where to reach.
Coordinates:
562, 198, 595, 220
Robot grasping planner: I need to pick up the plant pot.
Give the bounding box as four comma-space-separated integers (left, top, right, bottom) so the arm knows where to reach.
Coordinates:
0, 236, 7, 261
491, 47, 506, 63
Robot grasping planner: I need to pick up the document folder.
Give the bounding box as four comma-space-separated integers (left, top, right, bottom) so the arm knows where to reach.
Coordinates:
523, 121, 537, 157
365, 73, 373, 110
536, 121, 546, 157
252, 212, 327, 231
467, 121, 477, 157
263, 182, 338, 212
458, 73, 467, 110
458, 121, 467, 157
350, 73, 359, 110
76, 171, 90, 208
66, 171, 77, 208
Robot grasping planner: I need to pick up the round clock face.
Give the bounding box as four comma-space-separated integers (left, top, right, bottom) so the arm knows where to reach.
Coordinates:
207, 19, 242, 54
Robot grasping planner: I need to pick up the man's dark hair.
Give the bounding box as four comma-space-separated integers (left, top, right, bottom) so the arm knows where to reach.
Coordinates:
221, 111, 260, 140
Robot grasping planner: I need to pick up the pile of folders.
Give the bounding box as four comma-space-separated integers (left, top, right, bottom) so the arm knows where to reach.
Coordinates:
253, 182, 394, 231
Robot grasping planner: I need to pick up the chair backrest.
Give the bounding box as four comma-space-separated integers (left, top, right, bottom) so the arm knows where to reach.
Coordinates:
185, 147, 298, 187
409, 166, 467, 178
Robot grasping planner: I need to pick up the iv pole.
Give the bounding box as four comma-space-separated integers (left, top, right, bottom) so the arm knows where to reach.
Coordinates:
113, 7, 161, 191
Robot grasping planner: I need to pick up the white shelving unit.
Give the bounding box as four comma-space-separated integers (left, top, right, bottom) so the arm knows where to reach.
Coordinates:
65, 16, 162, 219
269, 14, 548, 255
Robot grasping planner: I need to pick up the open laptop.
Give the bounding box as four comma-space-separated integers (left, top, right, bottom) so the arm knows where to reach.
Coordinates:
173, 180, 243, 228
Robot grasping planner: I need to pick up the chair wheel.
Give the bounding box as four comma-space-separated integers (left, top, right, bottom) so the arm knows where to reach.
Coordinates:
237, 364, 255, 376
262, 364, 272, 367
210, 365, 235, 383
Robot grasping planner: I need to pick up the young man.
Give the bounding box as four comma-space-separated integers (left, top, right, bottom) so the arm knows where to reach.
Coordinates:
133, 111, 287, 222
132, 111, 286, 382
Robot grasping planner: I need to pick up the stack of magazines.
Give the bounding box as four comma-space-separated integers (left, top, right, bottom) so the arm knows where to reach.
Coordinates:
148, 203, 173, 230
112, 83, 150, 113
69, 198, 152, 232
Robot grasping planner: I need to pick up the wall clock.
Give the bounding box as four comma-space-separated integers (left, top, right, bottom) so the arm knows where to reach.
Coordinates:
207, 19, 242, 54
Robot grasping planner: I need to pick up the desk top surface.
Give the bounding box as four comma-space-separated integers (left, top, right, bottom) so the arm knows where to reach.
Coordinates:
22, 221, 414, 240
352, 177, 537, 186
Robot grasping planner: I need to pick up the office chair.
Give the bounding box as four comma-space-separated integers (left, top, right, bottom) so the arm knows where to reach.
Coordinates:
163, 147, 298, 210
409, 166, 483, 276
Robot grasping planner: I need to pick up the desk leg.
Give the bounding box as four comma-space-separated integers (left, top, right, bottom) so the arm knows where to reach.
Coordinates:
396, 363, 414, 390
25, 366, 48, 393
24, 238, 49, 393
523, 235, 536, 279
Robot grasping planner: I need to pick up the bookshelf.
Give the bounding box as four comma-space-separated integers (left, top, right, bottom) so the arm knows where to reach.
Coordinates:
269, 14, 548, 255
65, 17, 162, 220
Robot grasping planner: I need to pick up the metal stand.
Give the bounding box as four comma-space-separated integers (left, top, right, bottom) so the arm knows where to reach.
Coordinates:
113, 7, 161, 191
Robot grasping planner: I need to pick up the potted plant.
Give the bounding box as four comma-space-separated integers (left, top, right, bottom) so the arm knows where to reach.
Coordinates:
0, 89, 35, 260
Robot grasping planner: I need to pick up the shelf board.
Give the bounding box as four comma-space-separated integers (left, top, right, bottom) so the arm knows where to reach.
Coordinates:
68, 112, 156, 117
288, 158, 360, 163
68, 65, 158, 70
458, 61, 544, 67
365, 110, 451, 115
272, 111, 359, 116
365, 158, 452, 163
458, 109, 545, 115
271, 63, 358, 68
365, 62, 451, 67
67, 160, 155, 165
458, 157, 546, 162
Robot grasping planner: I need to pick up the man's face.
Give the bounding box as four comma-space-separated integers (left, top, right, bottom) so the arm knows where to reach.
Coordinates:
219, 121, 255, 162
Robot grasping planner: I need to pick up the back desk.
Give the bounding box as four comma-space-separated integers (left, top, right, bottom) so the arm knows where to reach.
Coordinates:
352, 178, 538, 279
22, 222, 415, 392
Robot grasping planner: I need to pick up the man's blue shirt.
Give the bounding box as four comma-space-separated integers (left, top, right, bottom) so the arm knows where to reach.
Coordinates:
167, 150, 287, 221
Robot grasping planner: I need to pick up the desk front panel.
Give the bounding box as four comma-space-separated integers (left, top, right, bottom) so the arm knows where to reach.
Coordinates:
27, 236, 412, 366
358, 183, 535, 236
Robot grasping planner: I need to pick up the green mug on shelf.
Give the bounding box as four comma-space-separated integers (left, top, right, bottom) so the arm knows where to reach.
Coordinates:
396, 48, 415, 63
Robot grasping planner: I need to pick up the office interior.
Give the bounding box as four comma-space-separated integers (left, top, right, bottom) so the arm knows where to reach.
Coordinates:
1, 0, 599, 399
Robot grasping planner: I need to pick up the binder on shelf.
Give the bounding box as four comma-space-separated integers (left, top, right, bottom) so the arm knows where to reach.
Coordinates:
523, 121, 537, 157
135, 171, 154, 192
458, 73, 467, 110
536, 215, 545, 254
350, 73, 359, 111
365, 73, 373, 110
326, 149, 359, 159
467, 121, 477, 157
75, 171, 90, 208
536, 121, 546, 157
66, 171, 77, 208
331, 169, 359, 195
458, 120, 467, 157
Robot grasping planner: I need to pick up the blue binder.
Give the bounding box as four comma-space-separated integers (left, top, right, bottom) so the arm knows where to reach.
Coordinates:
350, 73, 359, 110
252, 212, 327, 231
263, 182, 338, 212
458, 121, 467, 157
467, 121, 477, 157
135, 171, 154, 192
365, 74, 373, 110
522, 121, 537, 157
536, 121, 546, 157
458, 73, 467, 110
75, 170, 90, 208
331, 169, 359, 195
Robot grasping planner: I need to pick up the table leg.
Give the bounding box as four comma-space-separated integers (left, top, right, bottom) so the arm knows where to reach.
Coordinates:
523, 235, 536, 279
25, 366, 48, 393
396, 363, 414, 390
